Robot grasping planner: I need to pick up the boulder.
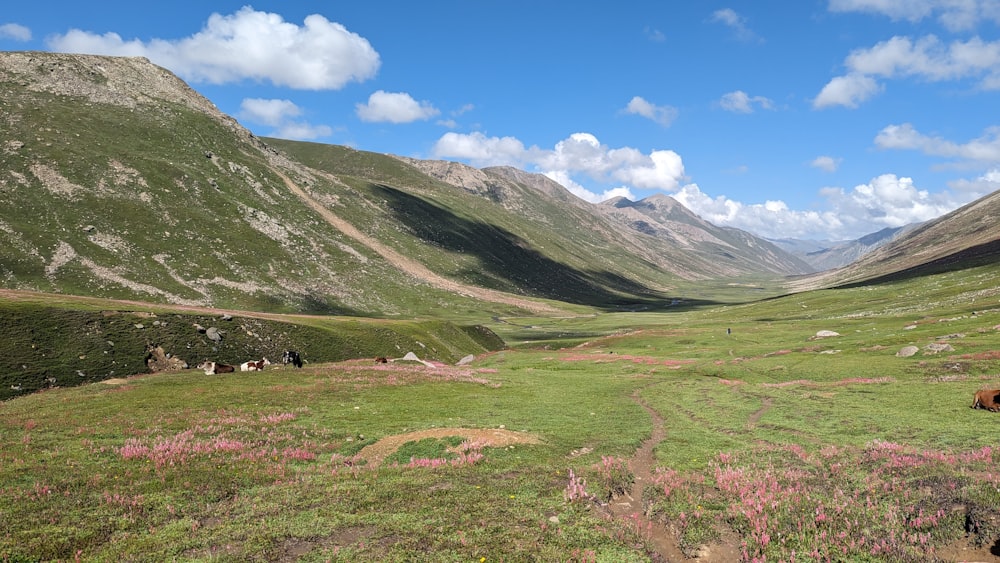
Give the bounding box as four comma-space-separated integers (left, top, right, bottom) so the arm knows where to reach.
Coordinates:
896, 346, 919, 357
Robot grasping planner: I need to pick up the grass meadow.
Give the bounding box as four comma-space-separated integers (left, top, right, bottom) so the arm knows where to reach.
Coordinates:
2, 262, 1000, 561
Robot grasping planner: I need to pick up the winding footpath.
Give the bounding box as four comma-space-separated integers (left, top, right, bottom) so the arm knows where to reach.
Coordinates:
605, 389, 688, 562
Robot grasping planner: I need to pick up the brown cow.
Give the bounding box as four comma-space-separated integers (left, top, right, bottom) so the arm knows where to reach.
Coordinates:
197, 360, 236, 375
972, 389, 1000, 411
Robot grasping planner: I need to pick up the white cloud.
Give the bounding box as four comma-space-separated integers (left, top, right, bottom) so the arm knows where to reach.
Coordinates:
828, 0, 1000, 31
0, 23, 31, 41
238, 98, 331, 141
709, 9, 761, 42
46, 7, 380, 90
432, 131, 687, 194
719, 90, 774, 113
810, 156, 842, 172
433, 131, 529, 166
356, 90, 440, 123
240, 98, 301, 127
271, 122, 334, 141
623, 96, 678, 127
875, 123, 1000, 164
815, 35, 1000, 108
948, 168, 1000, 196
543, 171, 636, 203
672, 173, 970, 240
813, 73, 883, 108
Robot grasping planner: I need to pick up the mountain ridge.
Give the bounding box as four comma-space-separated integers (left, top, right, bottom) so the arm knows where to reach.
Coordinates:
2, 51, 997, 314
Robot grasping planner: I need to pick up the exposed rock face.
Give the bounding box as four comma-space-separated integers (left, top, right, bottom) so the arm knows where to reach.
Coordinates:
146, 345, 188, 372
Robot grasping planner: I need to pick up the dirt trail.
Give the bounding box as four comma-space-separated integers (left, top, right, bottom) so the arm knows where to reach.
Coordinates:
605, 388, 739, 562
271, 168, 559, 314
605, 390, 688, 561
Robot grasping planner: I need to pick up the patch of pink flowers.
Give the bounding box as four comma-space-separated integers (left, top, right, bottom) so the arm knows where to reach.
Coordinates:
695, 440, 995, 561
398, 440, 487, 469
564, 469, 594, 503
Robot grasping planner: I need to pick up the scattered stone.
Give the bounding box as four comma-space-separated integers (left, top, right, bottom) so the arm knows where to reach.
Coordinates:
205, 327, 223, 342
923, 342, 954, 354
220, 314, 233, 321
145, 345, 188, 372
456, 354, 475, 366
134, 323, 144, 329
897, 346, 919, 357
193, 323, 206, 333
814, 330, 840, 338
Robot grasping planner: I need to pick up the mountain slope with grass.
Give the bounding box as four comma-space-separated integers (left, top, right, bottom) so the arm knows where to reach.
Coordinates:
1, 51, 816, 320
788, 189, 1000, 290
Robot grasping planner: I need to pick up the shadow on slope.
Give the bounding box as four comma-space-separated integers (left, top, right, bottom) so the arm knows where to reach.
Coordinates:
374, 185, 710, 311
836, 238, 1000, 289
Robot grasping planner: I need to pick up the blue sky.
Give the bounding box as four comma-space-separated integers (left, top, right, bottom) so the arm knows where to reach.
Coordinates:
3, 1, 1000, 241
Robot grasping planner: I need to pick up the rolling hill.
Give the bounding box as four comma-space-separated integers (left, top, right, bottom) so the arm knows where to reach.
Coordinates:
1, 50, 813, 319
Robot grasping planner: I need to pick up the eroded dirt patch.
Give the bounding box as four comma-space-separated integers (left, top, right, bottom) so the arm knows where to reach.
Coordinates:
356, 427, 542, 468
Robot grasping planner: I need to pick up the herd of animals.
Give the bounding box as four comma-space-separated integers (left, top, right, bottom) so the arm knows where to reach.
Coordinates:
188, 350, 1000, 412
197, 349, 302, 375
195, 351, 392, 375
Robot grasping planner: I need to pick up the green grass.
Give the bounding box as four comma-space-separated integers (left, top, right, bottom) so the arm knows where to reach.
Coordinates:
3, 261, 1000, 560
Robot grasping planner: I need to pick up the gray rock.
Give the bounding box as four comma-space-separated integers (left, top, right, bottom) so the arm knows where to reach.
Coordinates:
896, 346, 919, 357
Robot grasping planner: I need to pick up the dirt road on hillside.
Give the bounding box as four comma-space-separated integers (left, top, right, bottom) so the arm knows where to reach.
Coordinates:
272, 168, 559, 314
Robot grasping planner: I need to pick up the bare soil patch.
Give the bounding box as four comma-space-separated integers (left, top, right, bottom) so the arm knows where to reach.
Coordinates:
101, 378, 130, 385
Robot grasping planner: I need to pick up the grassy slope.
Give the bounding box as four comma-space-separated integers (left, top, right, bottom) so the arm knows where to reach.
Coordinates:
2, 261, 999, 560
0, 293, 505, 401
263, 139, 699, 310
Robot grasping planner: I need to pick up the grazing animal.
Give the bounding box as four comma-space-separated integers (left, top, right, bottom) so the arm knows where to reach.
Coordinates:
972, 388, 1000, 411
375, 357, 388, 364
282, 350, 303, 368
240, 357, 271, 372
198, 360, 235, 375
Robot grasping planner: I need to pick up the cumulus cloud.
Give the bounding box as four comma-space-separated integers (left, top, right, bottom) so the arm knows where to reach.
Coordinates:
238, 98, 331, 141
433, 131, 687, 197
0, 23, 31, 41
356, 90, 440, 123
719, 90, 774, 113
815, 35, 1000, 108
544, 171, 636, 204
673, 173, 974, 240
810, 156, 842, 172
623, 96, 678, 127
828, 0, 1000, 31
46, 7, 380, 89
